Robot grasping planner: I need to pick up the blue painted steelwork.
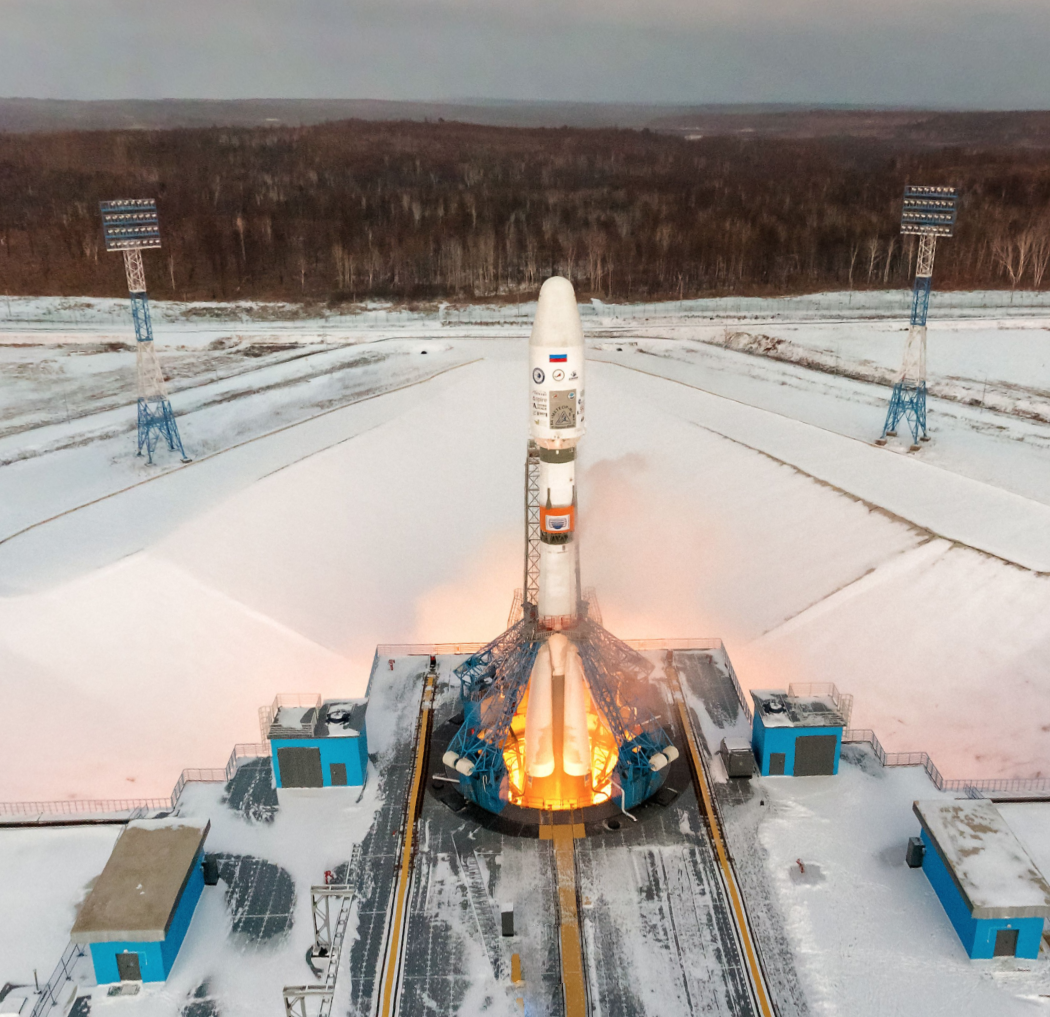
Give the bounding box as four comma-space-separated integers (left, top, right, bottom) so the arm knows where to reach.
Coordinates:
880, 380, 928, 446
919, 830, 1045, 958
448, 617, 673, 813
130, 292, 155, 343
910, 275, 933, 327
100, 199, 162, 251
448, 621, 542, 813
137, 396, 188, 462
573, 619, 674, 809
879, 186, 958, 445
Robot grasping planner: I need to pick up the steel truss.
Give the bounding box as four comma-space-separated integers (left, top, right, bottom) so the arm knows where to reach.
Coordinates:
523, 441, 541, 616
103, 201, 189, 464
573, 619, 674, 808
282, 882, 354, 1017
448, 616, 674, 813
880, 189, 956, 448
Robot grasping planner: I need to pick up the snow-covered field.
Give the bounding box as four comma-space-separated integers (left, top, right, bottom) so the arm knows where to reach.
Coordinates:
2, 292, 1049, 802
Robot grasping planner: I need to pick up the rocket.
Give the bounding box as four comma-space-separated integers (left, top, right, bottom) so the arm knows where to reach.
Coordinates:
524, 278, 592, 786
529, 276, 585, 630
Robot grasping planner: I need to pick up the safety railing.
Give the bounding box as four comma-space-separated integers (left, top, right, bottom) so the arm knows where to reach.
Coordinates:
374, 642, 487, 656
788, 682, 854, 728
259, 692, 323, 741
28, 940, 86, 1017
0, 742, 271, 821
842, 729, 1050, 795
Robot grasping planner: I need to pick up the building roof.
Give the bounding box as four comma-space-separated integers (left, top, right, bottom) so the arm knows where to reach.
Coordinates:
269, 698, 367, 740
71, 820, 210, 944
913, 800, 1050, 920
750, 690, 846, 729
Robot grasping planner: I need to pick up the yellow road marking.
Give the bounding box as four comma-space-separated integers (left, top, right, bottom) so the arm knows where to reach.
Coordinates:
378, 669, 435, 1017
668, 665, 774, 1017
551, 823, 588, 1017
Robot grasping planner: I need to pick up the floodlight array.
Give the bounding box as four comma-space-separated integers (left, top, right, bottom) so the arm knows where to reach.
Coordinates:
900, 186, 958, 237
100, 199, 162, 251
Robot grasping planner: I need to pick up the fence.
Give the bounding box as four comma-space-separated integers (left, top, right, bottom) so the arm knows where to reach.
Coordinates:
28, 940, 86, 1017
842, 729, 1050, 795
787, 682, 854, 728
259, 692, 323, 742
0, 742, 271, 821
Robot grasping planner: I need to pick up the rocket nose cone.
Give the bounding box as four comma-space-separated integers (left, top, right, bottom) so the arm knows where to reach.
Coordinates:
530, 276, 583, 349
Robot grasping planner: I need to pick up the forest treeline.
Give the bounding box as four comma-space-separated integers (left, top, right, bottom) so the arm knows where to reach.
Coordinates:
0, 120, 1049, 302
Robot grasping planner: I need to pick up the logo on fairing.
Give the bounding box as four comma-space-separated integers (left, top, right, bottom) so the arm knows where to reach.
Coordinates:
533, 368, 545, 384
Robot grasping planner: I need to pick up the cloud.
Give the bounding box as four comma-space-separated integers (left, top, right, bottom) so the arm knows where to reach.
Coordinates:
0, 0, 1047, 106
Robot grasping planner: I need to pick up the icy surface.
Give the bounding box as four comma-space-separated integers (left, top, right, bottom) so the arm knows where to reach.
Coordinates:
1, 294, 1049, 803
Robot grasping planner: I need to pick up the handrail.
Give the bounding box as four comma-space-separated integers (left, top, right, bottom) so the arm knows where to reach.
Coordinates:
842, 729, 1050, 794
0, 742, 271, 820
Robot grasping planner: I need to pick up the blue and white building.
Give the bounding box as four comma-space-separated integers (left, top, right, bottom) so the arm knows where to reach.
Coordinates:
750, 687, 849, 777
267, 697, 369, 792
913, 800, 1050, 960
71, 820, 210, 983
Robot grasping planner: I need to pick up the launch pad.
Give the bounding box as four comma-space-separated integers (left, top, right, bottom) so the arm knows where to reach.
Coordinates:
354, 638, 771, 1017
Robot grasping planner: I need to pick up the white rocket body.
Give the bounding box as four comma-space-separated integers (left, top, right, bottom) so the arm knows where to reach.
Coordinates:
529, 277, 585, 628
525, 641, 554, 778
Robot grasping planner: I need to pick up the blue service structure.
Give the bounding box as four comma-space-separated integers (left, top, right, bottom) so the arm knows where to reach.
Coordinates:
912, 800, 1050, 959
71, 820, 210, 983
878, 185, 959, 448
444, 618, 676, 814
750, 688, 848, 777
268, 698, 369, 789
99, 199, 189, 464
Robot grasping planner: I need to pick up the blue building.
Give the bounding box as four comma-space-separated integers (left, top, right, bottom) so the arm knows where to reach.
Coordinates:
71, 820, 210, 983
268, 698, 369, 792
750, 688, 848, 776
913, 800, 1050, 959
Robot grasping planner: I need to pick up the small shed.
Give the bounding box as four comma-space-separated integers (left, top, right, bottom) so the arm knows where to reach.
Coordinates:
913, 800, 1050, 959
269, 698, 369, 790
750, 688, 848, 776
72, 819, 210, 983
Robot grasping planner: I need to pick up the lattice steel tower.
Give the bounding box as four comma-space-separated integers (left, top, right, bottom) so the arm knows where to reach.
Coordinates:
100, 200, 190, 464
876, 186, 958, 450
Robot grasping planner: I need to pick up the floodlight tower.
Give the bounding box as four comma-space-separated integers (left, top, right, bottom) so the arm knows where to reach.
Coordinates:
876, 186, 958, 450
100, 199, 190, 464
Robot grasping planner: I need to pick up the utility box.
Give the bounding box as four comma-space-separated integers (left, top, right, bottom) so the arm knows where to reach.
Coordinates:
72, 820, 210, 984
266, 696, 369, 795
750, 687, 849, 777
912, 800, 1050, 959
501, 903, 515, 937
906, 836, 925, 869
720, 737, 755, 778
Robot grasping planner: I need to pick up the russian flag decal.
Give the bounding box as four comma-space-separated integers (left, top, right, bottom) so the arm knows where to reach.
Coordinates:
549, 353, 567, 362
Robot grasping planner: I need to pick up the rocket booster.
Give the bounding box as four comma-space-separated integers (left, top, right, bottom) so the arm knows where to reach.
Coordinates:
529, 277, 585, 628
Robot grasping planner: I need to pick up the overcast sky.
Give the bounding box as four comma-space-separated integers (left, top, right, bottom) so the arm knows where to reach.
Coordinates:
2, 0, 1049, 108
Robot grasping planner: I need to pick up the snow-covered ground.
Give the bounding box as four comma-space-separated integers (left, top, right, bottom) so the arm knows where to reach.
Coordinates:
2, 293, 1049, 803
0, 825, 120, 986
736, 751, 1050, 1016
